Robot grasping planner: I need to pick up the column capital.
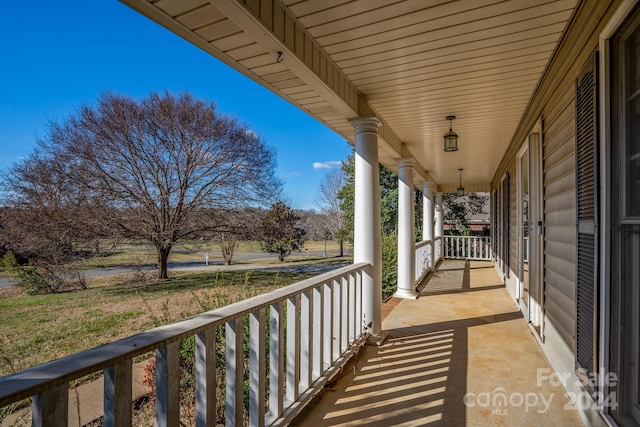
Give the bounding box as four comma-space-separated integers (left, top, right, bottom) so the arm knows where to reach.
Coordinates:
423, 181, 436, 191
349, 116, 380, 134
396, 157, 415, 168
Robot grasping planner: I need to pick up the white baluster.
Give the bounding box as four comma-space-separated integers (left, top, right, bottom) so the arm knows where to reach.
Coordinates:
268, 302, 284, 421
104, 359, 132, 427
226, 318, 244, 427
156, 341, 180, 427
249, 310, 266, 427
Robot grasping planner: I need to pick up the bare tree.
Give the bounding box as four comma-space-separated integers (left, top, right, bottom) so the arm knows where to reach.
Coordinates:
0, 151, 103, 292
315, 167, 347, 256
2, 91, 282, 279
296, 209, 329, 241
217, 232, 239, 265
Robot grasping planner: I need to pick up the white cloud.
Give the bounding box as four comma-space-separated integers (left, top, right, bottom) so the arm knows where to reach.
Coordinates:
312, 161, 342, 169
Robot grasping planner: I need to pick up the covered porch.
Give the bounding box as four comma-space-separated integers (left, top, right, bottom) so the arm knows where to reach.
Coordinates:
293, 260, 583, 426
0, 0, 607, 425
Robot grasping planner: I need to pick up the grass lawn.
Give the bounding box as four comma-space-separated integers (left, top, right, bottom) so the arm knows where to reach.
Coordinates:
77, 240, 353, 269
0, 269, 317, 377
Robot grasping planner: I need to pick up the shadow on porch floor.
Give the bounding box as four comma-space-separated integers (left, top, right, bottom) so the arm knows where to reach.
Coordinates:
292, 260, 584, 427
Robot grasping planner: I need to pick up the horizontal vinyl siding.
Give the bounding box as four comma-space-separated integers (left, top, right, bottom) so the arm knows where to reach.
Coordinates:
543, 85, 576, 353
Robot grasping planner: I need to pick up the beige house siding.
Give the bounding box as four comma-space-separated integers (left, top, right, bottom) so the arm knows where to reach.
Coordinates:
489, 1, 625, 425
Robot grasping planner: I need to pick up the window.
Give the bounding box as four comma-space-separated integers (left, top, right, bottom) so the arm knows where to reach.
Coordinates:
619, 10, 640, 222
611, 4, 640, 424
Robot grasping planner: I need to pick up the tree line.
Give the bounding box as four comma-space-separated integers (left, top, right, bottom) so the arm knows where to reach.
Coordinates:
0, 90, 486, 296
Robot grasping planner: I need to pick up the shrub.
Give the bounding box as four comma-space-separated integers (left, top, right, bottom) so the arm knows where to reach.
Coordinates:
381, 233, 398, 301
2, 251, 49, 295
1, 251, 87, 295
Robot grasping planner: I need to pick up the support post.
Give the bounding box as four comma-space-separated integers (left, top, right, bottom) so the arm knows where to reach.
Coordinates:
423, 182, 435, 270
349, 116, 384, 342
394, 158, 418, 299
435, 192, 444, 262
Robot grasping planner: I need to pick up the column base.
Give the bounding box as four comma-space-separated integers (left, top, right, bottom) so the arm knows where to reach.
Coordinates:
392, 288, 419, 299
366, 331, 389, 347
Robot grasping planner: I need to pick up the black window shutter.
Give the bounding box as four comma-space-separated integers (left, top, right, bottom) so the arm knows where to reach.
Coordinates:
575, 52, 599, 377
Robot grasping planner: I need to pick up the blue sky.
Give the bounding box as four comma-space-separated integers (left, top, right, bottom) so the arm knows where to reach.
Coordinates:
0, 1, 352, 210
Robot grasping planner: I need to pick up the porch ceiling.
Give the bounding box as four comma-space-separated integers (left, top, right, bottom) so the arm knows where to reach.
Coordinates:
122, 0, 578, 192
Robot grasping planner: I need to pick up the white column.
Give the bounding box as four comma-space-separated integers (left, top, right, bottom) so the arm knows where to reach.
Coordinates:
350, 116, 383, 339
435, 192, 444, 262
423, 182, 435, 268
394, 158, 418, 299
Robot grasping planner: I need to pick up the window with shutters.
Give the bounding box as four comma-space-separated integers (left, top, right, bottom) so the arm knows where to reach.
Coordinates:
575, 52, 598, 381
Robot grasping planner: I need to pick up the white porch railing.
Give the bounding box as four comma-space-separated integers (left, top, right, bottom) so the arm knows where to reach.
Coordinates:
434, 236, 442, 264
443, 236, 492, 260
414, 237, 443, 284
0, 263, 369, 427
415, 239, 432, 284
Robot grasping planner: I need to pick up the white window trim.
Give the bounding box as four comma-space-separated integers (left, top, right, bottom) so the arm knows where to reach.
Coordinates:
598, 0, 639, 423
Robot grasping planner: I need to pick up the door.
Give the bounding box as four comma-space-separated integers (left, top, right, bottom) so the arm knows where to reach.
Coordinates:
518, 144, 531, 320
500, 174, 510, 279
517, 132, 543, 325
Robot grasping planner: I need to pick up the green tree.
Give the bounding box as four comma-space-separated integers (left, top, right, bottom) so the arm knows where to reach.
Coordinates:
337, 151, 424, 298
379, 165, 399, 235
337, 155, 355, 243
337, 152, 404, 240
258, 201, 306, 262
442, 192, 489, 235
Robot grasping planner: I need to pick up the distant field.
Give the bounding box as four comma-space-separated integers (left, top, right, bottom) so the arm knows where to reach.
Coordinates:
78, 240, 353, 269
0, 268, 324, 377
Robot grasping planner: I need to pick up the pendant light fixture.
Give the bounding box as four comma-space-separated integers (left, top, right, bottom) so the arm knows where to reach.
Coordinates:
444, 116, 458, 152
457, 168, 465, 196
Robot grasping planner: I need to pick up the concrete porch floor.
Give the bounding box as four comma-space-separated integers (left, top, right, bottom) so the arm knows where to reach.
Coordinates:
292, 260, 584, 426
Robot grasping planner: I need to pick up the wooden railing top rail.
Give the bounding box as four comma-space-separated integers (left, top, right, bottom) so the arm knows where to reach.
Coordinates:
414, 239, 432, 249
0, 262, 369, 407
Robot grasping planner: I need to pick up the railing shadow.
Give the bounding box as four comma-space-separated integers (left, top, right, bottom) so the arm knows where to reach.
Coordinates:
418, 260, 503, 295
293, 311, 522, 426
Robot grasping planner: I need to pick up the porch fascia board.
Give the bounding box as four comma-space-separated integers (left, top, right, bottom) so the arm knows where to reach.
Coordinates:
210, 0, 360, 119
212, 0, 437, 188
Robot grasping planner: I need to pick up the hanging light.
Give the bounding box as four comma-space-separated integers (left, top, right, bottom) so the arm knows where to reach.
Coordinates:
444, 115, 458, 152
457, 168, 465, 196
